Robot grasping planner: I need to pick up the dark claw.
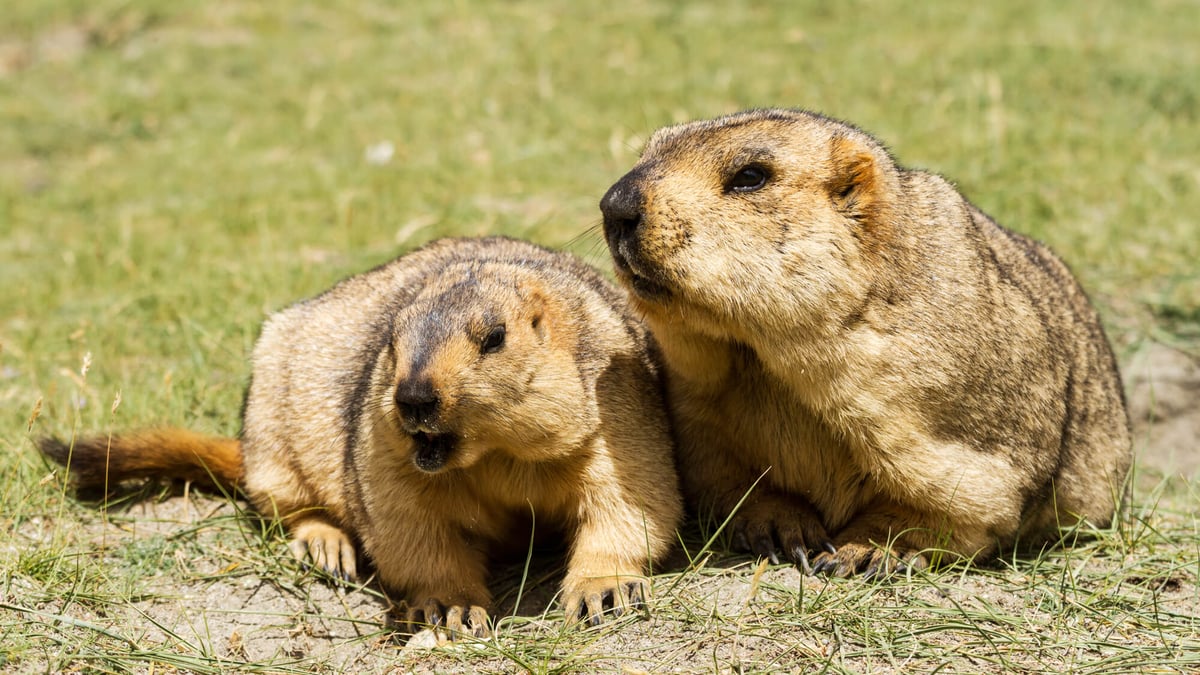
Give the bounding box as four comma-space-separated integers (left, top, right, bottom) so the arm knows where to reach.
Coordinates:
752, 535, 779, 564
426, 605, 444, 628
791, 545, 812, 575
862, 563, 881, 581
586, 592, 605, 626
820, 556, 853, 578
626, 582, 646, 609
823, 541, 837, 555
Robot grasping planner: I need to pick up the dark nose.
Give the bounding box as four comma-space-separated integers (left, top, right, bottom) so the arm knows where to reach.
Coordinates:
395, 377, 440, 426
600, 173, 645, 241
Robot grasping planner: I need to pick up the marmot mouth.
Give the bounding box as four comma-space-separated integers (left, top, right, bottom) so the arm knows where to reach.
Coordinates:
410, 431, 457, 473
612, 250, 671, 300
626, 270, 671, 299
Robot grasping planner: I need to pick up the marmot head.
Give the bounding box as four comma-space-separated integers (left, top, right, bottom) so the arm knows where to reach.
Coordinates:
600, 108, 900, 336
384, 263, 592, 474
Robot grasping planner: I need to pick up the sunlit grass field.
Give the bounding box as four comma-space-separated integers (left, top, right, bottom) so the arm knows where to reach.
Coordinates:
2, 1, 1197, 672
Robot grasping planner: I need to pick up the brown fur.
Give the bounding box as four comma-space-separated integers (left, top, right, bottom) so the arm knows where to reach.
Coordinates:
599, 109, 1131, 577
39, 236, 682, 635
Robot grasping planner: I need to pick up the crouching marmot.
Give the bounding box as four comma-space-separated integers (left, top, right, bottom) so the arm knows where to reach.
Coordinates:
39, 236, 683, 636
599, 108, 1131, 577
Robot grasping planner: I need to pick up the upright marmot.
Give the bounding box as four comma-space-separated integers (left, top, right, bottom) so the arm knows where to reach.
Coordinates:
599, 108, 1131, 577
39, 236, 682, 636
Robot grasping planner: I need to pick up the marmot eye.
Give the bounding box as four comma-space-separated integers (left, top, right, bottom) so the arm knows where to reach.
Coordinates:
481, 325, 506, 354
727, 165, 769, 193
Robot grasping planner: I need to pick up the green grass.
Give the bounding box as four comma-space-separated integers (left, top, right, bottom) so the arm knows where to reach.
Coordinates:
2, 0, 1198, 672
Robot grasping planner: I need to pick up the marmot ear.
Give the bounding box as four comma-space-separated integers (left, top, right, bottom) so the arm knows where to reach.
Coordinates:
826, 134, 881, 218
520, 284, 549, 340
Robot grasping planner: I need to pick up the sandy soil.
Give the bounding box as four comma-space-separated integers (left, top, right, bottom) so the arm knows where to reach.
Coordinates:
1124, 342, 1200, 483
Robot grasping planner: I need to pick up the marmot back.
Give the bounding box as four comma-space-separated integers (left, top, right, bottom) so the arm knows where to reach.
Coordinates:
599, 108, 1131, 576
41, 236, 683, 636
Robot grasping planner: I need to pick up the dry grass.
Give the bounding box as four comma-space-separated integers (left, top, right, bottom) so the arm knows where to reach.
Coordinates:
2, 469, 1196, 672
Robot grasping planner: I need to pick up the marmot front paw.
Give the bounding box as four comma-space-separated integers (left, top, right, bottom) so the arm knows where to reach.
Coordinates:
400, 597, 490, 640
562, 575, 648, 626
811, 542, 928, 581
730, 492, 834, 573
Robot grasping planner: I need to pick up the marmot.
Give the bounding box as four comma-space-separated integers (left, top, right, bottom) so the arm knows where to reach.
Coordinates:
39, 236, 683, 636
598, 108, 1131, 577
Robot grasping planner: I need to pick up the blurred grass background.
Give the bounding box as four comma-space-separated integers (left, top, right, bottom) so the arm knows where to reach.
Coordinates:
0, 0, 1197, 669
2, 0, 1197, 442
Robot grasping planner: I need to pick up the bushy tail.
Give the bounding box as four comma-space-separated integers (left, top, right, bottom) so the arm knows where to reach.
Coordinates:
37, 428, 244, 494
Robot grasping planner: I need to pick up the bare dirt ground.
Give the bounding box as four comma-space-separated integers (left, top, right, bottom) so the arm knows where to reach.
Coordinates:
1124, 342, 1200, 484
4, 342, 1197, 673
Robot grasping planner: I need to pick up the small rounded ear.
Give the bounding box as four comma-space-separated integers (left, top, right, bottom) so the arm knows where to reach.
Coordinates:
531, 312, 546, 340
520, 285, 549, 340
826, 134, 881, 217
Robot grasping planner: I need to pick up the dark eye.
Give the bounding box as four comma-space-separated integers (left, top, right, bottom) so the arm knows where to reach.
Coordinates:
726, 165, 769, 193
481, 325, 506, 354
